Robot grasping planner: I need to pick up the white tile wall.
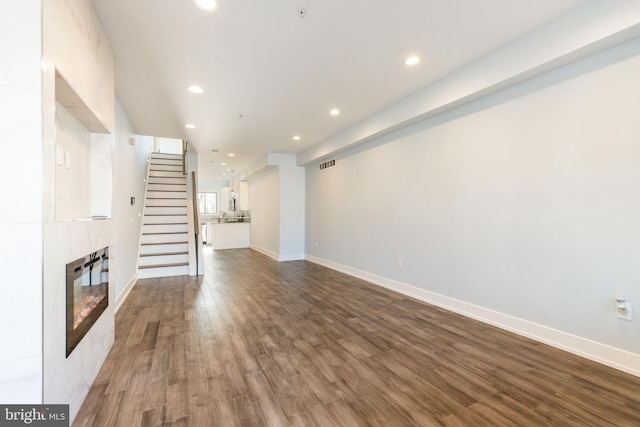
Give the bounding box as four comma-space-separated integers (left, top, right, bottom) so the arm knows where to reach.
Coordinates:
0, 88, 43, 224
0, 225, 43, 362
0, 1, 42, 90
0, 0, 44, 404
0, 0, 117, 416
43, 220, 115, 420
0, 357, 43, 404
41, 1, 116, 421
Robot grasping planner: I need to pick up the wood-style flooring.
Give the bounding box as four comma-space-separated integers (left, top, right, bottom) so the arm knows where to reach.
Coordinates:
73, 248, 640, 426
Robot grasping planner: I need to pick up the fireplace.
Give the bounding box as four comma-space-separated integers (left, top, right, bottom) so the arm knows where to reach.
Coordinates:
66, 247, 109, 357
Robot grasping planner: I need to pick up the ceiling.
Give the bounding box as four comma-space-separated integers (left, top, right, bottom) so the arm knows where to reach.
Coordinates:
92, 0, 588, 183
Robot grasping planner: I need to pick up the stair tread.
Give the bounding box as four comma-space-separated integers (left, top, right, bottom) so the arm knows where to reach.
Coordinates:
142, 231, 188, 235
141, 241, 188, 245
139, 262, 189, 269
140, 251, 188, 257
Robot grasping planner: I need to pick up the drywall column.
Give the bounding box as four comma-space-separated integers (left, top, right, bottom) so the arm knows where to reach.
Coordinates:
274, 154, 305, 261
246, 154, 305, 261
0, 0, 44, 403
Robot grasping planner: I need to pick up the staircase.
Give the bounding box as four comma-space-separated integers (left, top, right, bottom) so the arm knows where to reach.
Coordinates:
138, 153, 190, 278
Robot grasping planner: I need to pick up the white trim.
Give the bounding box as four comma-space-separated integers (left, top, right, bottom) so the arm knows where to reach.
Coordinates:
250, 244, 280, 262
115, 274, 137, 313
278, 253, 305, 262
305, 254, 640, 377
250, 245, 304, 262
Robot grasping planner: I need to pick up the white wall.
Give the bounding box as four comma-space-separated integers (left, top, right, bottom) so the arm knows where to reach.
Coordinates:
250, 167, 280, 258
0, 0, 43, 403
306, 37, 640, 374
154, 136, 183, 154
90, 132, 112, 217
113, 105, 153, 308
55, 102, 91, 219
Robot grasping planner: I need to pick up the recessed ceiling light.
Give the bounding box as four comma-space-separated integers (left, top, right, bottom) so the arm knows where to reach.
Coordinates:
330, 108, 340, 116
222, 173, 227, 176
185, 123, 196, 129
228, 153, 235, 157
404, 55, 421, 66
193, 0, 219, 12
221, 162, 227, 166
293, 135, 301, 141
227, 169, 235, 172
188, 86, 204, 94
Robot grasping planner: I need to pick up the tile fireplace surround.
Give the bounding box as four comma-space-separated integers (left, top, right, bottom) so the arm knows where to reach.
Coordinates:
66, 247, 109, 357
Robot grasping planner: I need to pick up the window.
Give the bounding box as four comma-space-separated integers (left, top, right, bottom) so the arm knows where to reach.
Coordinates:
198, 192, 217, 214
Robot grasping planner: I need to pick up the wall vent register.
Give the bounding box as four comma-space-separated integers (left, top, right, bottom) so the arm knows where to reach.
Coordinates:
319, 159, 336, 170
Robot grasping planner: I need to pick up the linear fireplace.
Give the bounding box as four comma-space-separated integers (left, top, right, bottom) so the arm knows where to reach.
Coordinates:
66, 247, 109, 357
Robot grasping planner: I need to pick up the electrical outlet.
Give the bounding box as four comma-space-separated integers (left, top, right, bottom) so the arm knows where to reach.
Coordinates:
315, 241, 319, 248
395, 257, 402, 268
618, 303, 632, 321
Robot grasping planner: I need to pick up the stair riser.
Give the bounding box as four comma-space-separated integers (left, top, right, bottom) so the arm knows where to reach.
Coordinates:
145, 199, 187, 207
137, 265, 189, 279
149, 165, 182, 172
140, 243, 189, 255
150, 159, 183, 166
145, 206, 187, 215
141, 233, 189, 244
149, 170, 184, 178
139, 254, 189, 266
148, 177, 187, 185
144, 215, 188, 224
146, 191, 187, 199
151, 152, 182, 159
143, 224, 188, 233
147, 184, 187, 192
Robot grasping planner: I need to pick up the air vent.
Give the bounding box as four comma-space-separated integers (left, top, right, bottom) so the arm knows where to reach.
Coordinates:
319, 159, 336, 170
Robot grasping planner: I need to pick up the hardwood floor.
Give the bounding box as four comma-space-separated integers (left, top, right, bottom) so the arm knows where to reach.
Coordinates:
73, 248, 640, 426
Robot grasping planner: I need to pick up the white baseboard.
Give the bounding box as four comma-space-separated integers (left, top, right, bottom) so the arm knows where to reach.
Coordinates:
305, 254, 640, 377
278, 253, 305, 262
250, 244, 280, 261
250, 245, 304, 262
115, 274, 137, 313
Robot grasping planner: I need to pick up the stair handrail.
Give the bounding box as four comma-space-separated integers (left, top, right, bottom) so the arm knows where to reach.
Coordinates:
191, 171, 200, 237
191, 170, 204, 275
182, 139, 188, 176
